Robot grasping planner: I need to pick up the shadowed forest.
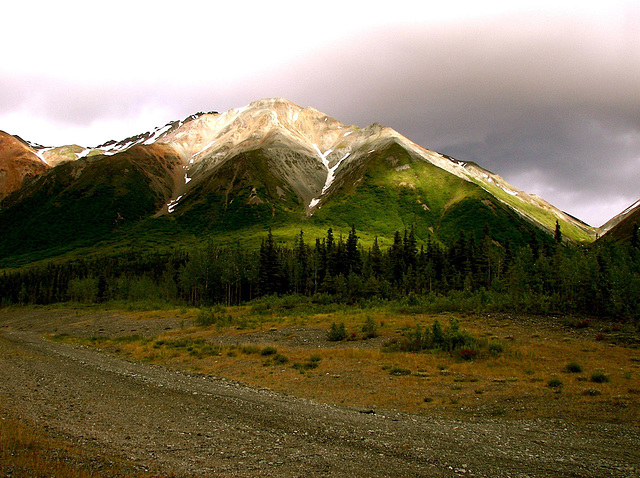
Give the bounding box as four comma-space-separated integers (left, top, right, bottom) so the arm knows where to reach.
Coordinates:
2, 225, 639, 323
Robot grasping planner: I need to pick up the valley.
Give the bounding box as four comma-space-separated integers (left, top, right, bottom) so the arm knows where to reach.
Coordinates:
1, 98, 639, 476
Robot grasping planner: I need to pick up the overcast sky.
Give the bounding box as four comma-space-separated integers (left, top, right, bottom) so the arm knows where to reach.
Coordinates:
2, 1, 638, 227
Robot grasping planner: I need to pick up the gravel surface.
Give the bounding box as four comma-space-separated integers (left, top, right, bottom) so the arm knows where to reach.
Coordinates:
1, 310, 639, 477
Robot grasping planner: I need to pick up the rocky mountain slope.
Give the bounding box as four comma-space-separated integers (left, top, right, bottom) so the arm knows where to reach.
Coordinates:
0, 131, 49, 200
0, 98, 602, 261
599, 199, 640, 243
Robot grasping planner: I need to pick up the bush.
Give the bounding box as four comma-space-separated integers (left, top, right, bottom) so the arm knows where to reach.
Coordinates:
292, 356, 321, 372
196, 309, 232, 327
240, 344, 261, 354
548, 378, 563, 388
260, 346, 277, 356
327, 322, 347, 341
273, 354, 289, 364
458, 348, 478, 361
361, 317, 379, 339
590, 370, 610, 383
564, 362, 583, 373
67, 277, 98, 303
389, 367, 411, 376
487, 341, 504, 356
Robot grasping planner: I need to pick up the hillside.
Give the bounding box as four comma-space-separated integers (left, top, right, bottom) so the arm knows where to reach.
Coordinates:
0, 98, 599, 265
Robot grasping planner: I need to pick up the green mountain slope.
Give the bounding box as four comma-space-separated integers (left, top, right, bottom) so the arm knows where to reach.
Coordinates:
0, 144, 182, 262
309, 142, 552, 247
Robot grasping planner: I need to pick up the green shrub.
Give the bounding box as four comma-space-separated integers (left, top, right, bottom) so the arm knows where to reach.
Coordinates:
361, 317, 379, 338
273, 354, 289, 364
590, 370, 610, 383
327, 322, 347, 341
240, 345, 261, 355
547, 378, 563, 388
488, 341, 504, 356
389, 367, 411, 376
196, 309, 233, 327
260, 346, 277, 356
583, 389, 602, 396
564, 362, 583, 373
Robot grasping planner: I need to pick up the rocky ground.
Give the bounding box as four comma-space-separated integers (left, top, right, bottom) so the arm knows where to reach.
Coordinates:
1, 309, 639, 477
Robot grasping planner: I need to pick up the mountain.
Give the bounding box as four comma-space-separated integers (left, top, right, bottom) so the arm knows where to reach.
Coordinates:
0, 98, 598, 264
599, 199, 640, 243
0, 131, 49, 200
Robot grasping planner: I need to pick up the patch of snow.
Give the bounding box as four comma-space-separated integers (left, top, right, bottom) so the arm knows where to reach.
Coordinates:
33, 147, 52, 165
322, 152, 350, 195
185, 176, 192, 184
308, 148, 351, 211
75, 148, 91, 159
501, 186, 518, 196
192, 139, 217, 158
343, 131, 353, 137
143, 124, 173, 145
167, 195, 183, 214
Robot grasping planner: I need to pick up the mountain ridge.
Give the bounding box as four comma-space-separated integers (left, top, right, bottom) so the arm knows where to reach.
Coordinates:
0, 97, 612, 264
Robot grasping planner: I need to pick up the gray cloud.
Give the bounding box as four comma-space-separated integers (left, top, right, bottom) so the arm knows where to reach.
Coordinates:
248, 16, 640, 226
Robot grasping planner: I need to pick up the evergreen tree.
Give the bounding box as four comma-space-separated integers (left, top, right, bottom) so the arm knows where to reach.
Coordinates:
555, 220, 562, 244
258, 228, 281, 295
345, 225, 362, 275
389, 231, 405, 285
369, 236, 383, 278
294, 230, 309, 294
403, 227, 417, 271
632, 223, 639, 249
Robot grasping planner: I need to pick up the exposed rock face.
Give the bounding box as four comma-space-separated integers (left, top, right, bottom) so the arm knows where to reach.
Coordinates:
0, 131, 49, 200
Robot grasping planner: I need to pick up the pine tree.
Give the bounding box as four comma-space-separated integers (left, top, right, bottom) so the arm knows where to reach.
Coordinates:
345, 225, 362, 275
403, 227, 417, 270
555, 220, 562, 244
389, 231, 405, 285
258, 228, 281, 295
631, 223, 639, 249
294, 230, 309, 294
370, 236, 383, 278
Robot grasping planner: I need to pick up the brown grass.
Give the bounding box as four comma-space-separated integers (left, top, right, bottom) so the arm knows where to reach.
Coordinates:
50, 307, 640, 425
0, 403, 162, 477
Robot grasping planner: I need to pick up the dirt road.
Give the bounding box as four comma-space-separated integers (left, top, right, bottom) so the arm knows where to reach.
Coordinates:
1, 314, 638, 477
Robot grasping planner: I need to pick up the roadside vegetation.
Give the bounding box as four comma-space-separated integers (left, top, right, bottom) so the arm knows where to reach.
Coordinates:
44, 302, 640, 426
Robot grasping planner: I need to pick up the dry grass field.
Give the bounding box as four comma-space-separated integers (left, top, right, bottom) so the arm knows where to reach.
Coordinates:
49, 304, 640, 426
0, 403, 161, 477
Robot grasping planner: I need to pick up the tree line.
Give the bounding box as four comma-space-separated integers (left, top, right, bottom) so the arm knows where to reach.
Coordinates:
1, 225, 639, 321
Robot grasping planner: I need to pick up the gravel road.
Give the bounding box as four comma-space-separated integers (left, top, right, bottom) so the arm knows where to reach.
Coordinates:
1, 315, 639, 477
